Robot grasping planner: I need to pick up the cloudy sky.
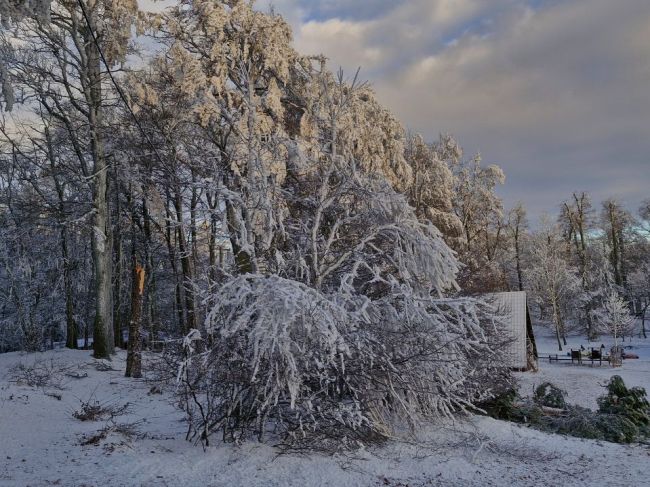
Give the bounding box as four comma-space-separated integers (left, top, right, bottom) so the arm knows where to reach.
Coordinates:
260, 0, 650, 222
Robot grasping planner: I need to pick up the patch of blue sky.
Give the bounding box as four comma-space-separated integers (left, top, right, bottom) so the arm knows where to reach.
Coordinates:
296, 0, 398, 22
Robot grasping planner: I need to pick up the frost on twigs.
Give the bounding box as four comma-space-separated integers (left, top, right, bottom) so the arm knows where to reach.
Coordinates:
176, 276, 370, 449
174, 275, 508, 451
9, 358, 67, 389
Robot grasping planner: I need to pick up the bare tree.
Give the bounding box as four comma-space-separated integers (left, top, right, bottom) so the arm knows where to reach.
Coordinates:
527, 218, 583, 350
507, 202, 528, 292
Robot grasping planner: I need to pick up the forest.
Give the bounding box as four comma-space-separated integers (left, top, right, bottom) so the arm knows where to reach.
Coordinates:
0, 0, 649, 461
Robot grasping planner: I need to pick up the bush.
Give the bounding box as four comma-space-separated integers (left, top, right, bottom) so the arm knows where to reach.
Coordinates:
497, 378, 649, 444
511, 401, 544, 425
478, 388, 545, 425
174, 275, 511, 450
477, 388, 518, 420
597, 375, 650, 428
539, 405, 602, 440
9, 359, 65, 389
534, 382, 567, 409
593, 414, 639, 443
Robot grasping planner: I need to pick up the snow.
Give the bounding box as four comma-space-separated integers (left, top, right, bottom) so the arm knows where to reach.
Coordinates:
1, 343, 649, 486
517, 322, 650, 410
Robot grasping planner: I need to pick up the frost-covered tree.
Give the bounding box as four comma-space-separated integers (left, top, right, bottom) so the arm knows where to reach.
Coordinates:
527, 218, 584, 350
178, 168, 510, 446
492, 202, 531, 294
601, 199, 633, 289
0, 127, 92, 351
559, 192, 598, 337
0, 1, 514, 440
591, 292, 635, 366
159, 0, 299, 274
506, 202, 528, 292
626, 203, 650, 337
639, 199, 650, 237
160, 16, 512, 444
405, 133, 463, 246
295, 66, 413, 193
628, 264, 649, 338
450, 152, 507, 292
0, 0, 51, 25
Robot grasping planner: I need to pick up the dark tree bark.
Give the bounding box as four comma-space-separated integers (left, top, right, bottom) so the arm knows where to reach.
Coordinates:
113, 163, 124, 348
83, 20, 114, 359
61, 227, 77, 349
174, 190, 196, 333
125, 261, 145, 378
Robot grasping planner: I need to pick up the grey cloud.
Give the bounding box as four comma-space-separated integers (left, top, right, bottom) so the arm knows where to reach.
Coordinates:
280, 0, 650, 221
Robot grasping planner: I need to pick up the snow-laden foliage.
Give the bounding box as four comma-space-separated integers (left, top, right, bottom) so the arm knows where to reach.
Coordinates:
449, 148, 507, 292
405, 134, 463, 246
265, 126, 461, 295
176, 273, 507, 449
204, 275, 351, 411
296, 68, 413, 192
178, 276, 367, 447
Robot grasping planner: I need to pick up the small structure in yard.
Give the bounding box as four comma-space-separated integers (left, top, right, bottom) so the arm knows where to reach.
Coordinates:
548, 347, 607, 366
485, 291, 538, 371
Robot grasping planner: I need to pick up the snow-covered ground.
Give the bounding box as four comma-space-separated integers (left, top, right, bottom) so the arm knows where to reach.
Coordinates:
518, 322, 650, 409
1, 336, 649, 487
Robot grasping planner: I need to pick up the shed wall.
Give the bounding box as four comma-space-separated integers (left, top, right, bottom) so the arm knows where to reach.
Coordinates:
490, 291, 527, 369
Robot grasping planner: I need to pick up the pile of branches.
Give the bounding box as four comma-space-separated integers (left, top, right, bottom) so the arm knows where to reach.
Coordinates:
481, 376, 650, 444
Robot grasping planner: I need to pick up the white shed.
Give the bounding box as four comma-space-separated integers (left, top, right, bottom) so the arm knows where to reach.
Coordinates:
486, 291, 538, 371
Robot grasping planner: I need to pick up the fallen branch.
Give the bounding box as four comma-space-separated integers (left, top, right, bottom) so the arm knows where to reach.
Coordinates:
93, 361, 117, 372
80, 420, 143, 446
540, 406, 566, 416
65, 371, 88, 379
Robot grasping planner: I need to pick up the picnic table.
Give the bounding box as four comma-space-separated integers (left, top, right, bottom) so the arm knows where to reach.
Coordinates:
545, 348, 609, 366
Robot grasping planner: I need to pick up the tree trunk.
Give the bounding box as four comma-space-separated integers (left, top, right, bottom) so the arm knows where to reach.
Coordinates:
85, 20, 113, 358
142, 195, 157, 342
607, 205, 622, 287
552, 299, 563, 351
559, 311, 568, 346
164, 193, 185, 332
125, 262, 145, 378
113, 165, 123, 348
618, 230, 627, 288
174, 191, 196, 333
61, 227, 77, 349
514, 228, 523, 292
227, 206, 254, 273
190, 174, 199, 270
207, 191, 220, 284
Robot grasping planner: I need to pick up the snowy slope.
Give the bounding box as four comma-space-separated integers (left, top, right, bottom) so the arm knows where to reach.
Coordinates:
1, 347, 648, 487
